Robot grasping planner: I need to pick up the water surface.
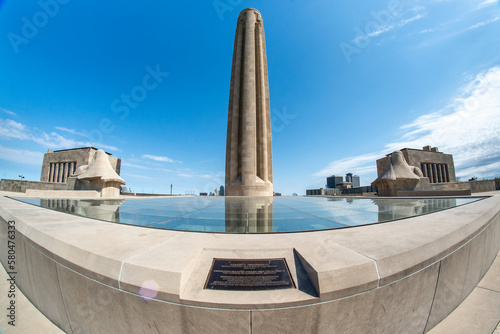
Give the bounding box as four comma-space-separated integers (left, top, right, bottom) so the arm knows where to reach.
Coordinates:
16, 196, 483, 233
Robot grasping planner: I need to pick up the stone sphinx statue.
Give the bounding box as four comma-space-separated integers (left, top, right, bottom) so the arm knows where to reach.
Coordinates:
372, 150, 424, 196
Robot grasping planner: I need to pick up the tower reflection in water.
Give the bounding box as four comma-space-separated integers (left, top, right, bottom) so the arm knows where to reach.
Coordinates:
24, 196, 476, 233
224, 197, 273, 233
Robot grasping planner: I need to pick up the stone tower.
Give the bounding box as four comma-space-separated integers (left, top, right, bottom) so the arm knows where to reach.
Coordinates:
225, 8, 273, 196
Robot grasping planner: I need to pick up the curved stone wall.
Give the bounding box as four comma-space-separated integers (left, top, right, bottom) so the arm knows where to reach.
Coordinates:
0, 194, 499, 333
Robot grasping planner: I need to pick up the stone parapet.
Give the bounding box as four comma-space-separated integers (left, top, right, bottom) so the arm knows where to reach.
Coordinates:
0, 179, 74, 193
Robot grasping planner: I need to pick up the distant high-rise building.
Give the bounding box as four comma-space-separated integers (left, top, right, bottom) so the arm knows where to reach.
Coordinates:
346, 173, 360, 188
352, 175, 360, 188
345, 173, 352, 183
219, 185, 225, 196
326, 175, 343, 188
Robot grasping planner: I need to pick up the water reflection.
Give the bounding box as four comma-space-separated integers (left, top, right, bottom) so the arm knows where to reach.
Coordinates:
17, 196, 480, 233
225, 197, 273, 233
40, 198, 125, 222
371, 198, 457, 222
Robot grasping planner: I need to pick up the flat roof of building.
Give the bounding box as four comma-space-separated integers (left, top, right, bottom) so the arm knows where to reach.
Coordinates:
52, 147, 113, 156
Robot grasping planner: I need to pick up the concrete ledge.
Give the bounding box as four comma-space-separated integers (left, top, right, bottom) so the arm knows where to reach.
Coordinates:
398, 190, 472, 196
25, 189, 100, 197
0, 193, 499, 333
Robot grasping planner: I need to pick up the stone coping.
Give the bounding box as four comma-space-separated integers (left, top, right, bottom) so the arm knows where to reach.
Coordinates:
0, 193, 499, 310
25, 189, 100, 197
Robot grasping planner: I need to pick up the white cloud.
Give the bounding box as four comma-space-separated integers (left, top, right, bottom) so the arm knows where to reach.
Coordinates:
121, 161, 172, 173
86, 142, 119, 152
0, 118, 119, 152
55, 127, 86, 137
178, 173, 212, 179
0, 119, 30, 140
122, 157, 222, 183
142, 154, 180, 163
177, 171, 224, 180
412, 6, 426, 12
314, 152, 383, 178
462, 15, 500, 31
121, 173, 153, 180
478, 0, 497, 8
0, 107, 16, 116
315, 66, 500, 182
399, 13, 425, 26
352, 12, 426, 44
0, 144, 43, 166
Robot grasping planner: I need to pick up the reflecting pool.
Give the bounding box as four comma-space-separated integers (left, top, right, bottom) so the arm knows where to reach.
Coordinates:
16, 196, 483, 233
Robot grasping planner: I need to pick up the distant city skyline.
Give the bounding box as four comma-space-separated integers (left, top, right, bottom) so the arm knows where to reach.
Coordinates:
1, 1, 499, 195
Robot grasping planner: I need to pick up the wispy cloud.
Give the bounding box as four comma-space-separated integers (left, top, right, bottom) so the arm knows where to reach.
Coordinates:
415, 11, 500, 49
121, 173, 153, 180
178, 173, 214, 179
461, 15, 500, 32
142, 154, 181, 163
314, 152, 385, 179
315, 66, 500, 181
478, 0, 497, 8
352, 12, 427, 44
0, 107, 16, 116
177, 169, 224, 181
0, 119, 29, 140
121, 161, 172, 173
411, 6, 426, 12
0, 118, 119, 151
121, 157, 221, 182
0, 144, 43, 165
399, 13, 425, 26
392, 66, 500, 178
55, 127, 86, 137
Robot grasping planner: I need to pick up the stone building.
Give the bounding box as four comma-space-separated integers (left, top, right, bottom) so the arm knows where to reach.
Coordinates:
376, 146, 456, 184
306, 188, 325, 196
40, 147, 121, 183
373, 146, 495, 196
326, 176, 343, 189
0, 147, 125, 197
346, 173, 360, 188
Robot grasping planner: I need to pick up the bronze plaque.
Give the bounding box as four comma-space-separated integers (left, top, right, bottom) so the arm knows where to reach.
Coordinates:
204, 258, 296, 291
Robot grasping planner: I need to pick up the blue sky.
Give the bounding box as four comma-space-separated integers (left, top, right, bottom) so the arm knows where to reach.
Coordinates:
0, 0, 499, 195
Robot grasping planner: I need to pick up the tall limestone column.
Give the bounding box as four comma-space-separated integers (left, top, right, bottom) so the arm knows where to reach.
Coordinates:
225, 8, 273, 196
